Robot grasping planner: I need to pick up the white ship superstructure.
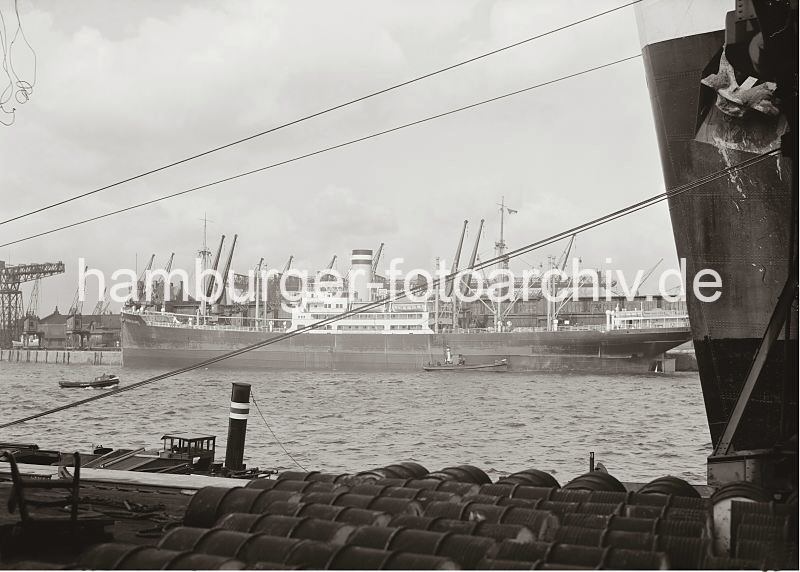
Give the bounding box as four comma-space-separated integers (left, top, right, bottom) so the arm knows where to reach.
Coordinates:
288, 290, 432, 334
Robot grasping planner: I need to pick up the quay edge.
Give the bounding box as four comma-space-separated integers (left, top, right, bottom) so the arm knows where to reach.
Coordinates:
0, 348, 122, 366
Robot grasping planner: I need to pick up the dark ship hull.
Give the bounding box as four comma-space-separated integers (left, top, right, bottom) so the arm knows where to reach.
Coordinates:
638, 5, 797, 461
121, 312, 689, 373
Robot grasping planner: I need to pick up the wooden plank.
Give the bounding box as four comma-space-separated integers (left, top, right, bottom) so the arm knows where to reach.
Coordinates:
0, 462, 249, 490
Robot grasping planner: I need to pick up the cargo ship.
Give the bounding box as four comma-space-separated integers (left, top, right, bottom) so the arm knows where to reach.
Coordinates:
636, 0, 797, 487
122, 243, 690, 372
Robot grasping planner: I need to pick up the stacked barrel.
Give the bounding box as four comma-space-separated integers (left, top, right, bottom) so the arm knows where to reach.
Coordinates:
80, 463, 798, 569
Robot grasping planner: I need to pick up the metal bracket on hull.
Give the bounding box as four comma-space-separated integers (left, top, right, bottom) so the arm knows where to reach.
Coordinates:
713, 255, 798, 456
707, 447, 796, 492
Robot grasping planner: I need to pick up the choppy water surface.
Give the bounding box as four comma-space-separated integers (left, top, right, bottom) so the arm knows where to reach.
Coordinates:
0, 363, 711, 483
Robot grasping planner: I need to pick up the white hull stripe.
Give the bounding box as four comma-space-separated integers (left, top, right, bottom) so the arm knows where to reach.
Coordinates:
230, 412, 249, 420
231, 401, 249, 409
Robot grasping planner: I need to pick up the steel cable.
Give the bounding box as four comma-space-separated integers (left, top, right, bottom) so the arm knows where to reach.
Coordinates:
0, 0, 642, 224
0, 148, 781, 429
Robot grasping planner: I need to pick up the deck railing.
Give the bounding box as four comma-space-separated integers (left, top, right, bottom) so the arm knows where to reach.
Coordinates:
127, 309, 690, 335
127, 311, 288, 333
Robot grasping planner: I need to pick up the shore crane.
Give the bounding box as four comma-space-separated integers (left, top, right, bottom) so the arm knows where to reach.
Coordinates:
459, 219, 484, 299
261, 255, 294, 319
371, 244, 384, 275
0, 260, 65, 348
92, 286, 109, 315
69, 265, 90, 316
434, 221, 469, 330
26, 279, 40, 317
632, 258, 664, 297
452, 219, 485, 329
147, 252, 175, 309
608, 258, 664, 298
216, 235, 238, 305
132, 254, 155, 305
556, 234, 577, 273
204, 235, 226, 303
447, 221, 468, 298
163, 253, 175, 274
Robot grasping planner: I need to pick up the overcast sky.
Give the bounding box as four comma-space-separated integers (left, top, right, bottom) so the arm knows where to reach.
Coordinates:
0, 0, 677, 313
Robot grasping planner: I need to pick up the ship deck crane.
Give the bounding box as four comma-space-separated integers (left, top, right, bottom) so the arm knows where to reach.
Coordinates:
0, 261, 65, 348
326, 254, 337, 270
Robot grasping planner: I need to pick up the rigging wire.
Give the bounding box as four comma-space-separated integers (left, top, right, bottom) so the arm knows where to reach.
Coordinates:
8, 0, 35, 102
0, 54, 642, 249
0, 9, 16, 125
250, 389, 307, 471
0, 148, 780, 430
0, 0, 36, 126
0, 1, 643, 223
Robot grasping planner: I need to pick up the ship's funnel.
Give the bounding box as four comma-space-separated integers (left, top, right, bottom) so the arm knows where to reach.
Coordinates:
349, 249, 373, 302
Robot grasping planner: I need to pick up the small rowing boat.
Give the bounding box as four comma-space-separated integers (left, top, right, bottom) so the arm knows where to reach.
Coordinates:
59, 373, 120, 389
423, 358, 509, 372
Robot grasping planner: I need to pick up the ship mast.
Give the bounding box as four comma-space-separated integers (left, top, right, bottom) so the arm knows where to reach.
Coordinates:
494, 197, 515, 330
495, 197, 507, 269
434, 256, 440, 334
198, 214, 213, 319
546, 255, 556, 331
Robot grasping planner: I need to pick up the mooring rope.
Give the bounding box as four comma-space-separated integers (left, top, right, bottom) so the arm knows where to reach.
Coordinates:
250, 389, 307, 472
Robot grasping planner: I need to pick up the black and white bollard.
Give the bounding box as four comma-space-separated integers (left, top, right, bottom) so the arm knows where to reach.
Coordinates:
224, 382, 251, 471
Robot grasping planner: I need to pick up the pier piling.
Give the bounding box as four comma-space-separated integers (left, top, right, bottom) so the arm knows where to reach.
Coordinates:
224, 382, 251, 471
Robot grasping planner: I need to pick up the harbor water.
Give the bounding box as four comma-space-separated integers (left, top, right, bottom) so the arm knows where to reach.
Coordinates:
0, 363, 711, 483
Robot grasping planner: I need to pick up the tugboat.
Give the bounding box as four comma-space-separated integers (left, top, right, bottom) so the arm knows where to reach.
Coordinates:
423, 346, 509, 372
59, 373, 120, 389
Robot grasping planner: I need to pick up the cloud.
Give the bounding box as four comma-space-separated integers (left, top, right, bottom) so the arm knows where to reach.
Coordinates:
302, 185, 398, 238
0, 0, 679, 312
